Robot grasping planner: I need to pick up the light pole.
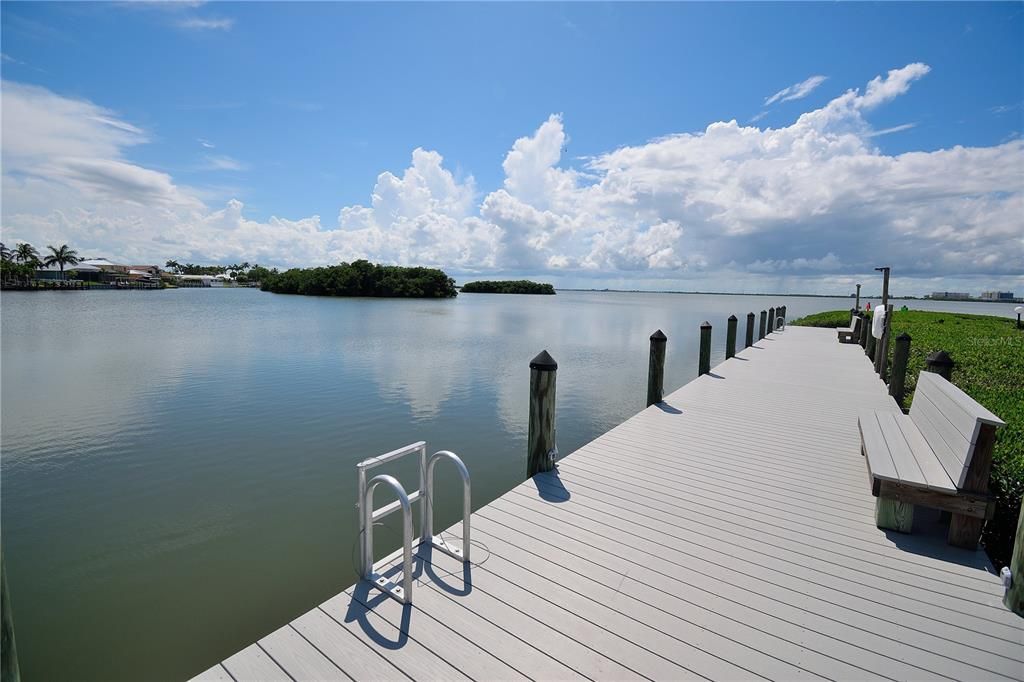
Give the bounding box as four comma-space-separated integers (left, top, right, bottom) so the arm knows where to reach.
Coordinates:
873, 267, 890, 307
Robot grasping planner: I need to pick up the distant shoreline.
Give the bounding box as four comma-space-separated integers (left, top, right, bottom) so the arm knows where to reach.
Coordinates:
553, 288, 1018, 303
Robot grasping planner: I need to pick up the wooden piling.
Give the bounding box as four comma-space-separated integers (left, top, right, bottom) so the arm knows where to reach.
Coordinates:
1003, 501, 1024, 615
925, 350, 954, 381
528, 350, 557, 477
767, 307, 775, 334
758, 310, 766, 340
1, 550, 19, 682
698, 322, 712, 376
647, 330, 667, 407
889, 332, 911, 408
726, 315, 737, 359
865, 323, 876, 359
855, 283, 861, 310
745, 312, 755, 348
876, 304, 893, 379
858, 312, 869, 348
779, 305, 786, 328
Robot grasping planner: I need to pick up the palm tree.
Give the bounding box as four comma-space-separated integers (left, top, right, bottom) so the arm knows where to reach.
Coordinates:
43, 244, 81, 281
15, 243, 40, 265
165, 259, 181, 274
0, 243, 11, 263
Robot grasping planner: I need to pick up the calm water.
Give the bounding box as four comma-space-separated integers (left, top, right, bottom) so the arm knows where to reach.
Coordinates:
1, 288, 1017, 680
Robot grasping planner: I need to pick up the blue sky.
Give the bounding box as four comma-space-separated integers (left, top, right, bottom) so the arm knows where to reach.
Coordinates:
2, 2, 1022, 294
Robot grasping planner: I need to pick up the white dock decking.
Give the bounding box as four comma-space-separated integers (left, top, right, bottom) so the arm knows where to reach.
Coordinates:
195, 326, 1023, 681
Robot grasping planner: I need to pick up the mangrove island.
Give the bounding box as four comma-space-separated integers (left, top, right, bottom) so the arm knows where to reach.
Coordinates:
460, 280, 555, 295
260, 260, 458, 298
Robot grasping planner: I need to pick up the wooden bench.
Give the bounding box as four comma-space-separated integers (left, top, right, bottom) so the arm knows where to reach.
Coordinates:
836, 312, 860, 343
858, 370, 1005, 549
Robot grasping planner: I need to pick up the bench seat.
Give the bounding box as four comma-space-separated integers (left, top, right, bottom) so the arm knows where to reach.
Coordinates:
859, 410, 958, 493
858, 371, 1004, 548
836, 314, 860, 343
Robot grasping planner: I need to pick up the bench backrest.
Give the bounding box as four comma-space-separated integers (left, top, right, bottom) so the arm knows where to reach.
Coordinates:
909, 371, 1005, 488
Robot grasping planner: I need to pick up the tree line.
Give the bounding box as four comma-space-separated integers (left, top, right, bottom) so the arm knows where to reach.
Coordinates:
0, 242, 80, 285
460, 280, 556, 295
260, 260, 458, 298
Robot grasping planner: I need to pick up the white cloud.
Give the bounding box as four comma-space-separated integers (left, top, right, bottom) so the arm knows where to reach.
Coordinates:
202, 155, 246, 171
765, 75, 828, 105
177, 17, 233, 31
198, 138, 215, 148
2, 64, 1022, 294
865, 123, 917, 138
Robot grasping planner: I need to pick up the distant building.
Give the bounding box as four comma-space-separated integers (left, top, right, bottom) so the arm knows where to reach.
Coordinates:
928, 291, 971, 300
35, 262, 104, 281
980, 291, 1015, 301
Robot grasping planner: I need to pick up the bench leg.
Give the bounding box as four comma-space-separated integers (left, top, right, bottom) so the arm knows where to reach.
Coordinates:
876, 497, 913, 533
947, 514, 984, 550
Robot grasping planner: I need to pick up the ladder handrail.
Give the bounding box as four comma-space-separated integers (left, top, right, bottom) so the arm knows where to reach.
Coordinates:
423, 450, 471, 562
360, 474, 413, 604
355, 443, 471, 605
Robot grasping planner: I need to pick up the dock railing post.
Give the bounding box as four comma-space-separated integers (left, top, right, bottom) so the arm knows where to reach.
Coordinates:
726, 315, 737, 359
856, 283, 861, 310
865, 321, 877, 360
758, 310, 766, 340
780, 305, 787, 327
745, 312, 755, 348
858, 312, 869, 348
889, 332, 911, 408
528, 350, 558, 477
647, 330, 667, 407
925, 350, 954, 381
698, 322, 712, 376
767, 307, 775, 334
1003, 501, 1024, 615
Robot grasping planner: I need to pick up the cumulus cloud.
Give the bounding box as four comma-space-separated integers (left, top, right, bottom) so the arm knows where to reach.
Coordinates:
2, 64, 1022, 293
765, 75, 828, 105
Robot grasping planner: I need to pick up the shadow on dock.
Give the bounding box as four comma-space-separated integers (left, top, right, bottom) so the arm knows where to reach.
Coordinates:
341, 546, 476, 648
533, 468, 571, 502
342, 580, 411, 649
883, 507, 999, 573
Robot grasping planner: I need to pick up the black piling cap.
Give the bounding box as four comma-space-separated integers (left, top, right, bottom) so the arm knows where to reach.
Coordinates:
747, 311, 755, 318
700, 321, 712, 329
728, 314, 737, 322
530, 349, 558, 371
896, 332, 912, 342
926, 350, 954, 367
650, 329, 667, 342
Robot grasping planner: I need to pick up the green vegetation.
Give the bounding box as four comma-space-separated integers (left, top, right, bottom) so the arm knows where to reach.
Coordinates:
43, 244, 80, 278
461, 280, 555, 295
793, 308, 1024, 567
261, 260, 457, 298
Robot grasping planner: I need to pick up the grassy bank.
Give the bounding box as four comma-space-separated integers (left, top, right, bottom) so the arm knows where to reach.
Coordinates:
792, 309, 1023, 567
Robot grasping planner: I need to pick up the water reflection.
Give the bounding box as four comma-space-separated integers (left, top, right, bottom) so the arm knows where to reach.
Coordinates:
1, 288, 1016, 681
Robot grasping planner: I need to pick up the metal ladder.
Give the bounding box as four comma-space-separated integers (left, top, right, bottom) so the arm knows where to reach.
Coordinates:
356, 441, 471, 605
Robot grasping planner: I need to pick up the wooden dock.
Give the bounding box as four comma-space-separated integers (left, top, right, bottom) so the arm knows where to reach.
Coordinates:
194, 326, 1023, 681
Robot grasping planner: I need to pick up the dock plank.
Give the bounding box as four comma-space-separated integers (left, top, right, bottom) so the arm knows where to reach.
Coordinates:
194, 326, 1024, 682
